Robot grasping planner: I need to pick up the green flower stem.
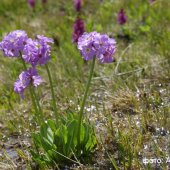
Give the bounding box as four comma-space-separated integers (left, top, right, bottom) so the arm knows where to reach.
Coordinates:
32, 86, 43, 120
20, 54, 43, 123
29, 85, 42, 124
77, 57, 96, 146
45, 64, 58, 120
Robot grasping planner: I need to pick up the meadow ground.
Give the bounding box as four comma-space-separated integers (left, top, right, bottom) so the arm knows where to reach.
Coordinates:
0, 0, 169, 169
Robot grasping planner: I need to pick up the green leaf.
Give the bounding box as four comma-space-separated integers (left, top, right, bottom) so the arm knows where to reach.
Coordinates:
40, 136, 53, 152
83, 123, 90, 145
80, 123, 85, 144
54, 124, 68, 155
40, 122, 54, 144
65, 120, 78, 156
47, 119, 57, 131
61, 125, 68, 145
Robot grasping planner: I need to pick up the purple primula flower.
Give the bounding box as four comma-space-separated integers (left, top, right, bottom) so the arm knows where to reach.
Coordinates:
93, 34, 109, 54
77, 32, 116, 63
14, 80, 24, 98
22, 35, 53, 66
117, 9, 127, 25
0, 30, 28, 57
74, 0, 82, 12
81, 44, 96, 60
28, 0, 36, 8
72, 18, 85, 43
14, 67, 42, 98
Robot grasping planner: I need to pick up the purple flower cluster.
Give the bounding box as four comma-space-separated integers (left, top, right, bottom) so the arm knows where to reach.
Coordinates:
73, 0, 85, 44
0, 30, 53, 97
28, 0, 36, 8
117, 9, 127, 25
74, 0, 82, 12
78, 32, 116, 63
0, 30, 28, 57
72, 18, 85, 43
23, 35, 53, 66
14, 68, 42, 98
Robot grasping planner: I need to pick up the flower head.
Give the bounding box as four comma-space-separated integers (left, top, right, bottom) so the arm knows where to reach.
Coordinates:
74, 0, 82, 12
72, 18, 85, 43
117, 9, 127, 25
22, 35, 53, 66
14, 67, 42, 98
28, 0, 36, 8
77, 32, 116, 63
0, 30, 28, 57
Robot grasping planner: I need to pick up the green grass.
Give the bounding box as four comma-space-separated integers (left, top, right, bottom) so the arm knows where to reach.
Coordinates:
0, 0, 169, 169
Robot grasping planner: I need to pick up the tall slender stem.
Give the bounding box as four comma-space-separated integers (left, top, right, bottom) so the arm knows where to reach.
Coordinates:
29, 85, 42, 124
20, 54, 43, 123
45, 64, 58, 120
77, 57, 96, 146
33, 87, 43, 120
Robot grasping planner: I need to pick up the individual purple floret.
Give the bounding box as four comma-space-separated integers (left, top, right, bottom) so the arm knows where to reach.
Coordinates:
81, 44, 96, 61
37, 35, 54, 44
22, 35, 53, 66
28, 0, 36, 8
14, 67, 42, 98
77, 32, 116, 63
72, 18, 85, 43
74, 0, 82, 12
0, 30, 28, 57
117, 9, 127, 25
